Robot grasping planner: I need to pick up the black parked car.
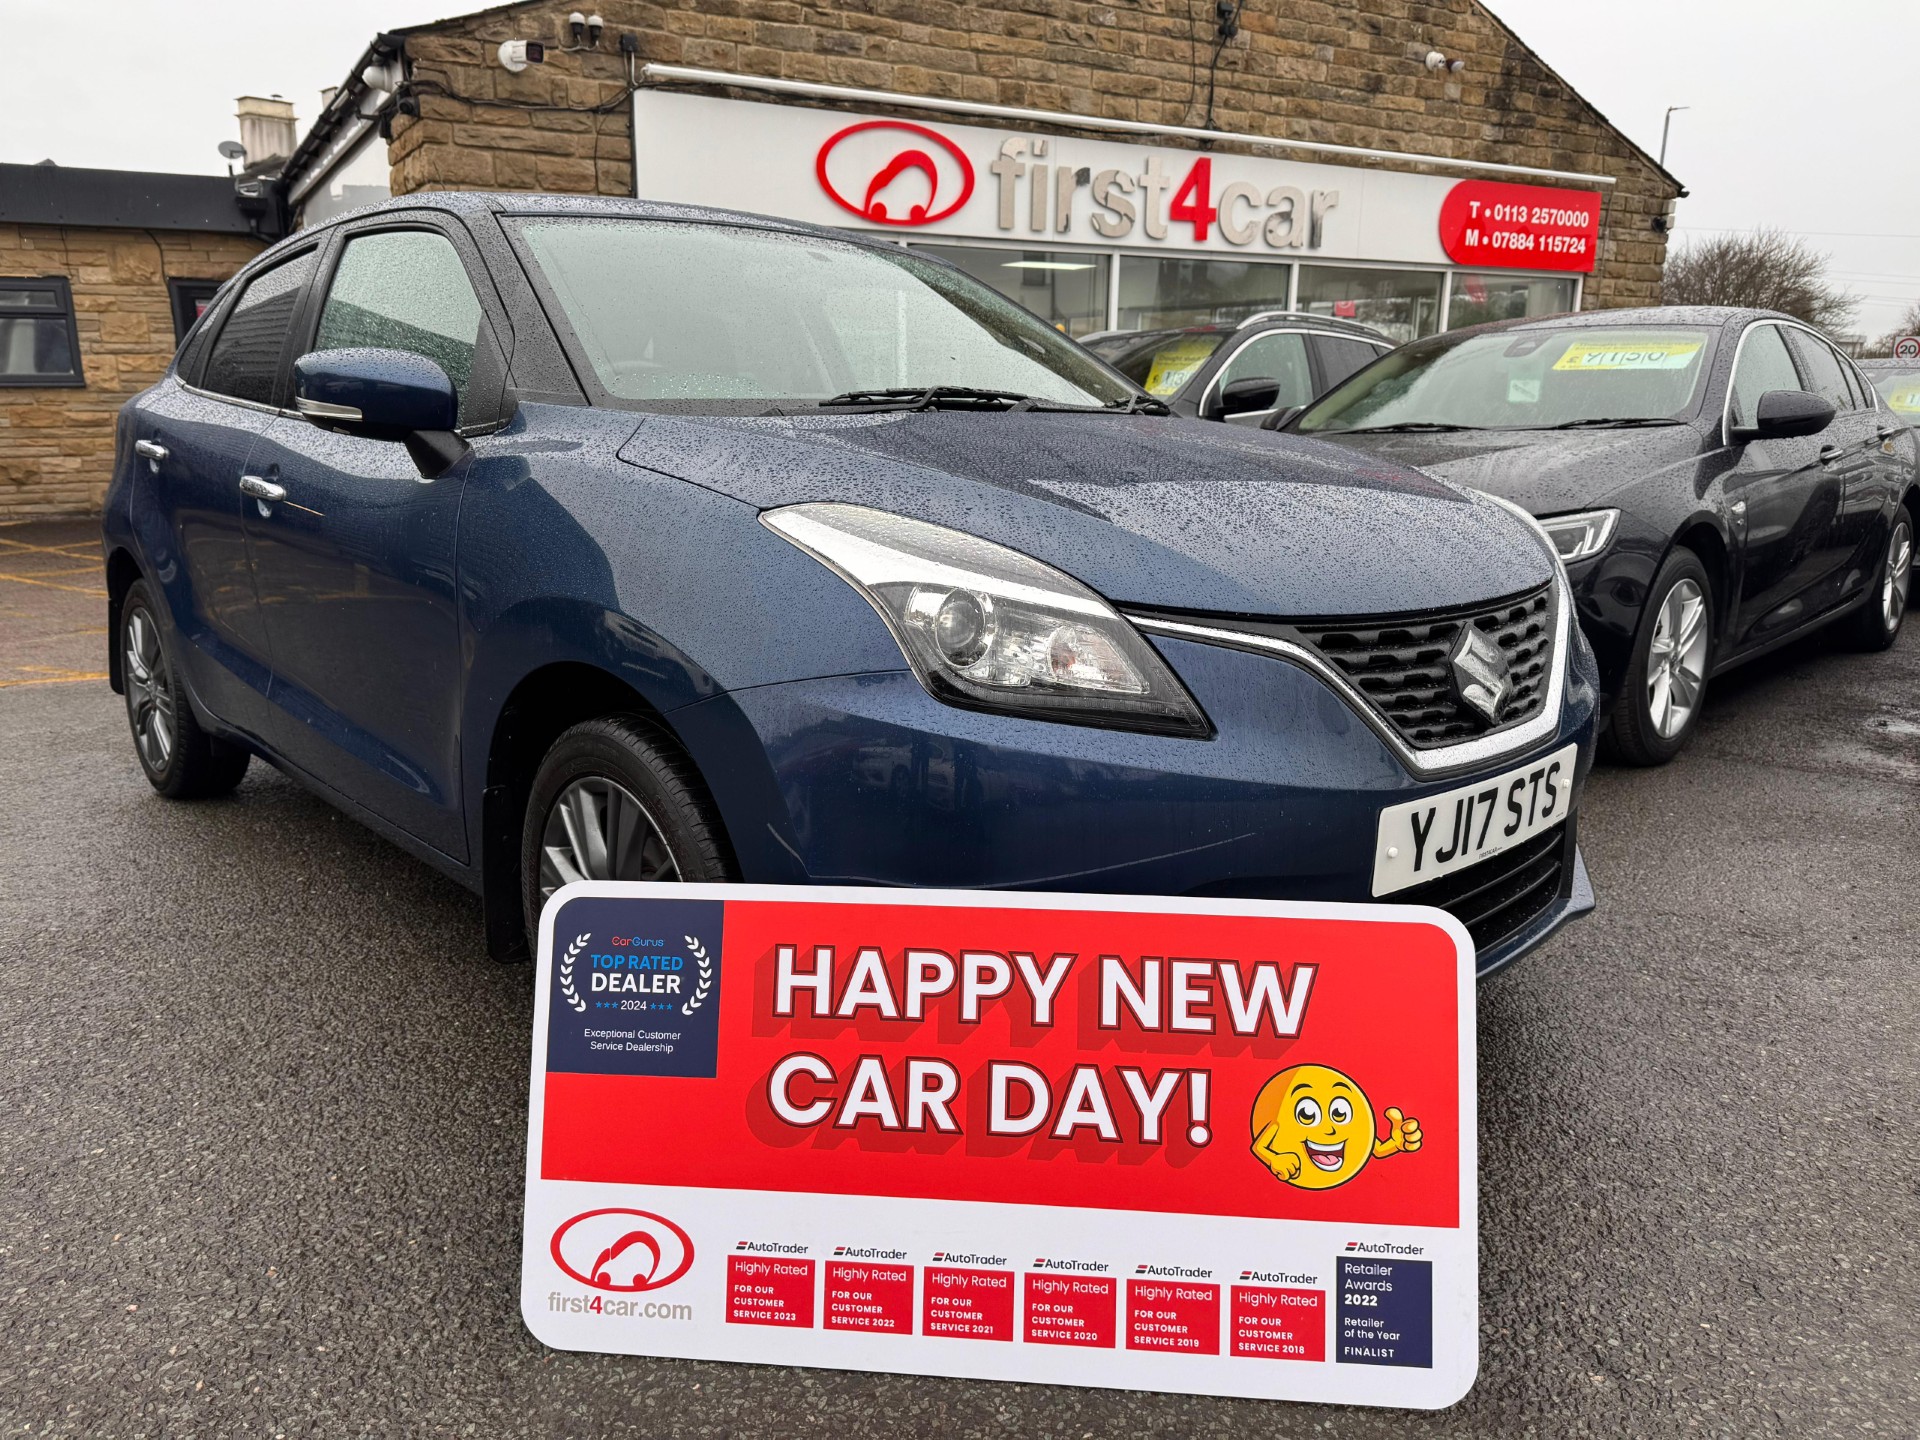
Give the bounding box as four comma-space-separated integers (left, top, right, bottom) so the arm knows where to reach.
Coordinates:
1278, 308, 1917, 763
1083, 313, 1392, 426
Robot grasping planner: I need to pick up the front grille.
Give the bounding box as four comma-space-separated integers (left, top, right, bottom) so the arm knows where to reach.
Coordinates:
1291, 583, 1556, 748
1398, 821, 1569, 955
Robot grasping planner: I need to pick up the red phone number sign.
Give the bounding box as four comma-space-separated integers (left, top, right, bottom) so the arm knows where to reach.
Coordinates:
1438, 180, 1601, 274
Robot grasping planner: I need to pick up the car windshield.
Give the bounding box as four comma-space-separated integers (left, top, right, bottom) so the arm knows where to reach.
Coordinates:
1086, 330, 1229, 397
1297, 325, 1718, 433
509, 217, 1135, 413
1868, 365, 1920, 417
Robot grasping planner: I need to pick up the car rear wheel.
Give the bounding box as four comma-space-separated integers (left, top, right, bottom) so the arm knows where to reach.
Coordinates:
119, 580, 251, 798
1606, 547, 1713, 767
1840, 504, 1911, 652
519, 715, 733, 951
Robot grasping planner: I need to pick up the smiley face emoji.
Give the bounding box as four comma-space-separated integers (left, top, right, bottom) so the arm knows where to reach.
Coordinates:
1249, 1063, 1421, 1190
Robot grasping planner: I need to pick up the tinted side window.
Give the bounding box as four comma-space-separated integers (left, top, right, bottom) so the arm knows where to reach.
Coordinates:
201, 250, 317, 405
1729, 324, 1800, 429
1216, 331, 1314, 408
1785, 330, 1853, 410
1316, 336, 1388, 390
315, 230, 484, 421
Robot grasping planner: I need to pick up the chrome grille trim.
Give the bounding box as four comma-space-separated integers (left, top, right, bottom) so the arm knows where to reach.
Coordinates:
1128, 570, 1571, 778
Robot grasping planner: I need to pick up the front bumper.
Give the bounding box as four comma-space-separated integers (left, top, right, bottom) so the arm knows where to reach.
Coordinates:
670, 629, 1600, 978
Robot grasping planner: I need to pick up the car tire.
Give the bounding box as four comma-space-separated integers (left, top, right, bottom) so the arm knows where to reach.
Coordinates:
1839, 503, 1912, 652
520, 715, 734, 951
118, 580, 251, 799
1605, 547, 1714, 767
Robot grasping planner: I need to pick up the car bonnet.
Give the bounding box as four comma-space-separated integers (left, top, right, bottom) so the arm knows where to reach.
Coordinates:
617, 410, 1555, 617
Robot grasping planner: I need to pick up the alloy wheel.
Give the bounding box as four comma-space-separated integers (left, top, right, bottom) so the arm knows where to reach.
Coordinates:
1883, 520, 1912, 631
124, 607, 176, 771
1646, 577, 1708, 740
538, 775, 681, 902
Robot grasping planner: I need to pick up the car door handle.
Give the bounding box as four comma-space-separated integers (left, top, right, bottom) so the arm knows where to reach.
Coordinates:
134, 439, 168, 462
238, 474, 286, 503
1818, 444, 1846, 464
1877, 425, 1902, 441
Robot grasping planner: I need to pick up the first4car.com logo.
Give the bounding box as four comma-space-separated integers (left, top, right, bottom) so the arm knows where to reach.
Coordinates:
545, 1208, 695, 1320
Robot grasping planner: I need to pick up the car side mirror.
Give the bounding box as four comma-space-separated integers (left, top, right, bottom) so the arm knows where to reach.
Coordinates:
1732, 388, 1836, 443
293, 347, 468, 478
1211, 375, 1283, 420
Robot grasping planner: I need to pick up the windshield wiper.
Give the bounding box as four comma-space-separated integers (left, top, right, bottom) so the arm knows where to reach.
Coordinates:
1105, 393, 1173, 415
1325, 422, 1483, 434
1527, 417, 1687, 430
816, 386, 1038, 411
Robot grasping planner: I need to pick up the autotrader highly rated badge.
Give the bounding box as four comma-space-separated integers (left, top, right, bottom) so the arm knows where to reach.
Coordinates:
521, 883, 1478, 1409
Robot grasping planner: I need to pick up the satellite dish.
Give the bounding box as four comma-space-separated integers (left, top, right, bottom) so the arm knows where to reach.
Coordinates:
217, 140, 247, 162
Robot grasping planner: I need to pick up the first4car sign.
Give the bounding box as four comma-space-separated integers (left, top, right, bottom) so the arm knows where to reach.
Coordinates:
521, 884, 1479, 1408
632, 90, 1593, 274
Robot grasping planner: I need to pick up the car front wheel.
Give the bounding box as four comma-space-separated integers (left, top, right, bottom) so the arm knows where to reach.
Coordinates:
118, 580, 250, 798
1606, 547, 1713, 767
519, 715, 734, 952
1841, 503, 1911, 652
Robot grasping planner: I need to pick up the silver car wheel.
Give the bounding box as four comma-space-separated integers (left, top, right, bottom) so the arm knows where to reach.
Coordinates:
1883, 519, 1912, 631
538, 776, 681, 902
1646, 577, 1709, 740
124, 606, 176, 771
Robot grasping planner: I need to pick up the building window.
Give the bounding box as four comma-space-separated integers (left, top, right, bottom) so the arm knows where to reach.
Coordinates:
1116, 255, 1292, 331
0, 277, 83, 387
1296, 265, 1443, 344
1446, 272, 1577, 330
167, 278, 224, 346
909, 243, 1110, 338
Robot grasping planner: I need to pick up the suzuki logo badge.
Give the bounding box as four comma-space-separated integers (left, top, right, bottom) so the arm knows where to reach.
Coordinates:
1450, 626, 1513, 724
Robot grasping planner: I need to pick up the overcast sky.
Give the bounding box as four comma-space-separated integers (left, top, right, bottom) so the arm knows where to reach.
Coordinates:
4, 0, 1914, 336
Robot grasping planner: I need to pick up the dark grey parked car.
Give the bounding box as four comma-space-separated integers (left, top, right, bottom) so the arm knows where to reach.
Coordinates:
1083, 312, 1392, 426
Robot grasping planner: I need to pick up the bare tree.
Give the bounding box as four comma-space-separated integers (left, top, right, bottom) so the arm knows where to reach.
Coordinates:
1863, 300, 1920, 357
1663, 229, 1858, 333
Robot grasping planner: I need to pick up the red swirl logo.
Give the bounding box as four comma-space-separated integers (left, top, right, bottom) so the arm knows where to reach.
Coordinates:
550, 1208, 695, 1292
815, 120, 975, 227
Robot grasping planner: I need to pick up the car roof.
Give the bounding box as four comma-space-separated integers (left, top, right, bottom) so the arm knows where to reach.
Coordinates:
1428, 304, 1832, 345
1093, 313, 1394, 345
259, 190, 922, 267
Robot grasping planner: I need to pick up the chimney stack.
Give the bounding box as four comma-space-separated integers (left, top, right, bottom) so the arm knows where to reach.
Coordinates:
234, 95, 298, 169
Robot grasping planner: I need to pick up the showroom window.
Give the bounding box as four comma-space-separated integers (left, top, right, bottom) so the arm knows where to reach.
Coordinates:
1445, 272, 1577, 330
1116, 255, 1293, 330
1297, 265, 1443, 343
909, 244, 1110, 338
0, 277, 82, 387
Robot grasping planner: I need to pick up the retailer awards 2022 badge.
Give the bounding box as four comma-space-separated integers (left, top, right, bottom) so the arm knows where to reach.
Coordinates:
520, 883, 1478, 1410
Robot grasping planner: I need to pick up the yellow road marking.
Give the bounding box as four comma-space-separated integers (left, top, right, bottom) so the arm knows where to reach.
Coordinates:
0, 571, 108, 597
0, 535, 101, 560
0, 672, 109, 689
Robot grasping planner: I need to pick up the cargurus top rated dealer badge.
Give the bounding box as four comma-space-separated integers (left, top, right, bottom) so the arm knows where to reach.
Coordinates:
520, 883, 1479, 1410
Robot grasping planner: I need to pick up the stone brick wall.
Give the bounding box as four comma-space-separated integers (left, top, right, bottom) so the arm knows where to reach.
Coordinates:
386, 0, 1679, 307
0, 226, 262, 519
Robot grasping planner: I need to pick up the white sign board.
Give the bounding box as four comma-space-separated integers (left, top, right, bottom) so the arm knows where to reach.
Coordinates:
521, 882, 1479, 1409
632, 91, 1457, 266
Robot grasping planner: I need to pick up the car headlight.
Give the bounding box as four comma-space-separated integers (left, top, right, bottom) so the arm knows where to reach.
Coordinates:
1536, 508, 1618, 563
761, 502, 1211, 738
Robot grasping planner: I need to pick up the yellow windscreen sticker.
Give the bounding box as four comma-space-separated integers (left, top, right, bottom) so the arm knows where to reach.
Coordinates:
1884, 387, 1920, 414
1143, 338, 1219, 396
1552, 340, 1704, 372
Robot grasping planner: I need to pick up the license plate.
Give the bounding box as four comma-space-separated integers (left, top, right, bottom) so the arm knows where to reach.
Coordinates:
1371, 743, 1578, 897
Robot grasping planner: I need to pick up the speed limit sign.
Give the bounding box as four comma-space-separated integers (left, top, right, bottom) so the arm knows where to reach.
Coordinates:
1894, 336, 1920, 360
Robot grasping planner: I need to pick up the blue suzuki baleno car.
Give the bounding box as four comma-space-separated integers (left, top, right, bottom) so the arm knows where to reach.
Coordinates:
103, 194, 1598, 973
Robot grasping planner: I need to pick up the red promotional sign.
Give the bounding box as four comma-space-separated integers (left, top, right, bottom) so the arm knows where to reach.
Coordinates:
521, 884, 1478, 1407
815, 120, 975, 226
1438, 180, 1601, 273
